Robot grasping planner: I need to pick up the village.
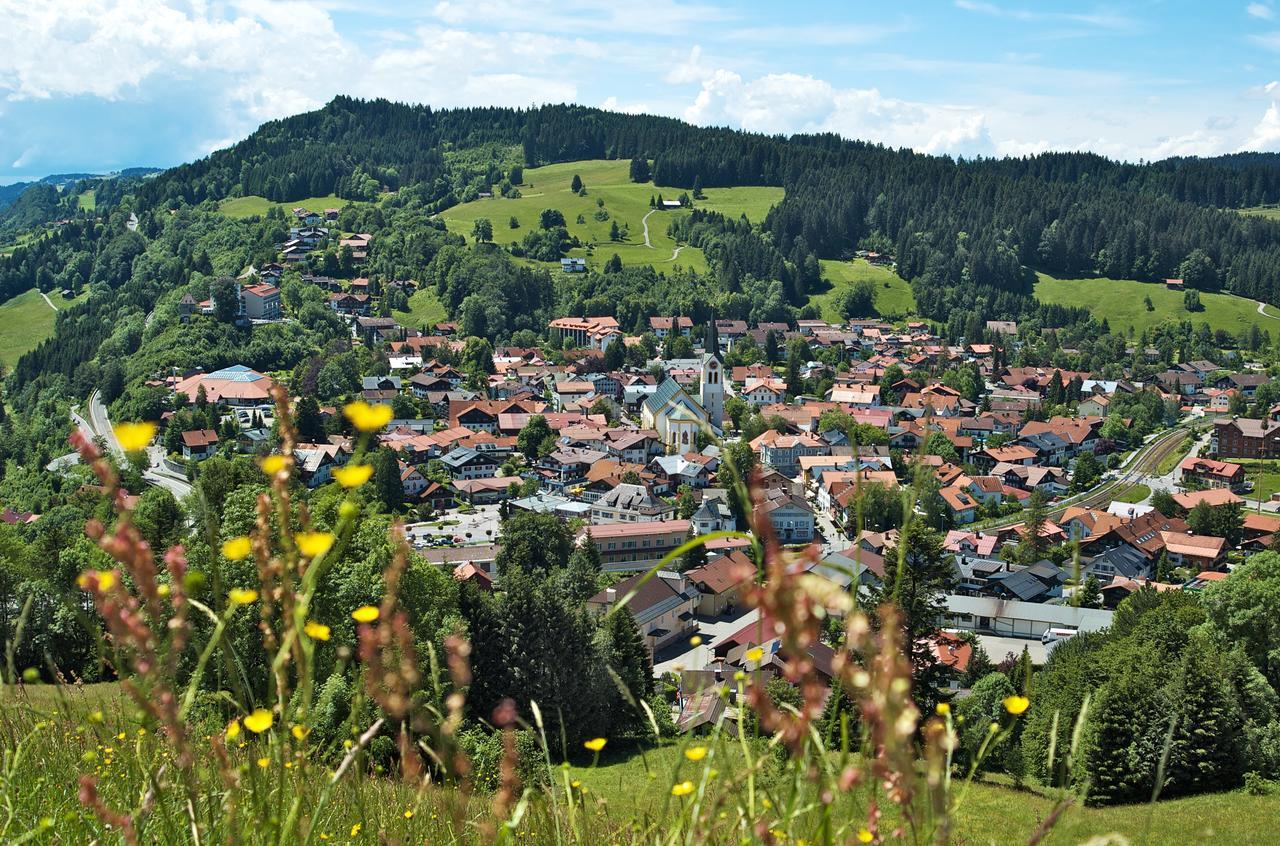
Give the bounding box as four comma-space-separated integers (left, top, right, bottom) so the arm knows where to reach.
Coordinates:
57, 211, 1280, 733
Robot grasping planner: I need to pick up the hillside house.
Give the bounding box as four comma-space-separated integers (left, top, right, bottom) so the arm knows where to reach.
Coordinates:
180, 429, 219, 461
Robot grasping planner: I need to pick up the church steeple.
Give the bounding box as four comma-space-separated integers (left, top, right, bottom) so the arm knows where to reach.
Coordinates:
699, 313, 724, 428
705, 312, 720, 360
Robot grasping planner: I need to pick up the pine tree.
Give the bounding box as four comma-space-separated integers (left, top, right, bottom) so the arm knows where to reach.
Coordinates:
1077, 575, 1102, 609
560, 536, 602, 606
1083, 673, 1159, 805
875, 521, 955, 712
570, 174, 583, 192
1165, 645, 1245, 797
373, 448, 403, 511
602, 608, 653, 733
819, 683, 858, 750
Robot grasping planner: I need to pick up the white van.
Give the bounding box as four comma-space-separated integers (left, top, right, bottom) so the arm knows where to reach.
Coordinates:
1041, 627, 1078, 646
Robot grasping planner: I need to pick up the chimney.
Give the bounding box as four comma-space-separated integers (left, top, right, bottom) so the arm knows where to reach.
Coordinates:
605, 588, 617, 602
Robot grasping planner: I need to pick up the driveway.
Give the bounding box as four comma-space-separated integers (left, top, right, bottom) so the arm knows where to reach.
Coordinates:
652, 606, 760, 677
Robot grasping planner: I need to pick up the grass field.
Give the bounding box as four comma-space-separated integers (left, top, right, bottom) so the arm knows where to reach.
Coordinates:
1239, 205, 1280, 221
1113, 483, 1151, 503
393, 287, 448, 331
5, 680, 1279, 844
1157, 434, 1194, 476
0, 287, 88, 369
1236, 459, 1280, 501
219, 193, 351, 219
1035, 273, 1280, 337
565, 739, 1276, 845
77, 189, 96, 211
437, 159, 784, 274
809, 259, 917, 322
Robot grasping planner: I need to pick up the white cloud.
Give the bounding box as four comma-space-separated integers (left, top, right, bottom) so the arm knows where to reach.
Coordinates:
1250, 30, 1280, 49
679, 65, 995, 156
1240, 92, 1280, 151
1146, 129, 1227, 159
953, 0, 1136, 31
1240, 103, 1280, 150
1248, 3, 1274, 20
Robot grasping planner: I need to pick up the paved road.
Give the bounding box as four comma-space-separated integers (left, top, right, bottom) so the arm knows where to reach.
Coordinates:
75, 390, 194, 500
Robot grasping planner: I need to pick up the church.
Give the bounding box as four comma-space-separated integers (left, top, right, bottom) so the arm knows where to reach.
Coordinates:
641, 321, 724, 451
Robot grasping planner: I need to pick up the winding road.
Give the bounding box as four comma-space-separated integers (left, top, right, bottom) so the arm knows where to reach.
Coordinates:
70, 390, 195, 500
1258, 300, 1279, 319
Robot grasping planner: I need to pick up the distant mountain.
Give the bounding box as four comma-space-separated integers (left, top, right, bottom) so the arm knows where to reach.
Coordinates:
0, 168, 162, 212
0, 181, 34, 210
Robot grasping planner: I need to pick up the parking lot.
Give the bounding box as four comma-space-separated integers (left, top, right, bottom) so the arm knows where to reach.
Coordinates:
405, 504, 502, 549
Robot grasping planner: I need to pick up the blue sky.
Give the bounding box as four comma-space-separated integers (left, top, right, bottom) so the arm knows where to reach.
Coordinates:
2, 1, 1280, 184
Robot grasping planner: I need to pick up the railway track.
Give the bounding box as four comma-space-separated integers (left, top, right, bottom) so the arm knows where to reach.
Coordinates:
971, 426, 1195, 531
1048, 428, 1192, 519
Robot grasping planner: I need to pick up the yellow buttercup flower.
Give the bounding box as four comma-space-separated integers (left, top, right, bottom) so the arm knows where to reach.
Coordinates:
295, 531, 334, 558
583, 737, 607, 752
332, 463, 373, 488
243, 709, 273, 734
857, 829, 874, 844
936, 702, 951, 716
291, 725, 310, 741
684, 746, 707, 761
670, 780, 694, 797
221, 536, 252, 561
343, 400, 393, 432
1003, 695, 1030, 716
350, 823, 362, 837
403, 809, 414, 819
78, 569, 118, 592
256, 757, 269, 769
228, 588, 259, 605
225, 720, 241, 741
304, 620, 331, 641
114, 422, 156, 452
351, 605, 379, 623
260, 454, 291, 476
745, 646, 765, 663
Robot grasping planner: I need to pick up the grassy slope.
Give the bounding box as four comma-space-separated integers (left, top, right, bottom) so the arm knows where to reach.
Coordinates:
0, 288, 89, 369
219, 194, 351, 219
810, 259, 917, 322
393, 288, 448, 331
77, 189, 96, 211
1035, 273, 1280, 336
565, 743, 1274, 845
1239, 205, 1280, 221
3, 684, 1276, 844
437, 159, 784, 274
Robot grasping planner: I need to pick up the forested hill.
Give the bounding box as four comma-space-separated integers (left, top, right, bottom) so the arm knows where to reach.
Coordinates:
130, 97, 1280, 314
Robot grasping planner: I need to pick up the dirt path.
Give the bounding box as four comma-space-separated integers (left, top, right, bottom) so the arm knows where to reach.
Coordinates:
1258, 300, 1280, 319
38, 291, 56, 311
641, 209, 655, 248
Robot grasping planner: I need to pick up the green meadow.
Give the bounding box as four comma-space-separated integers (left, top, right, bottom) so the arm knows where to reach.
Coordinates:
218, 193, 352, 219
0, 287, 89, 369
809, 259, 917, 322
438, 159, 784, 274
393, 287, 449, 331
1034, 272, 1280, 337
